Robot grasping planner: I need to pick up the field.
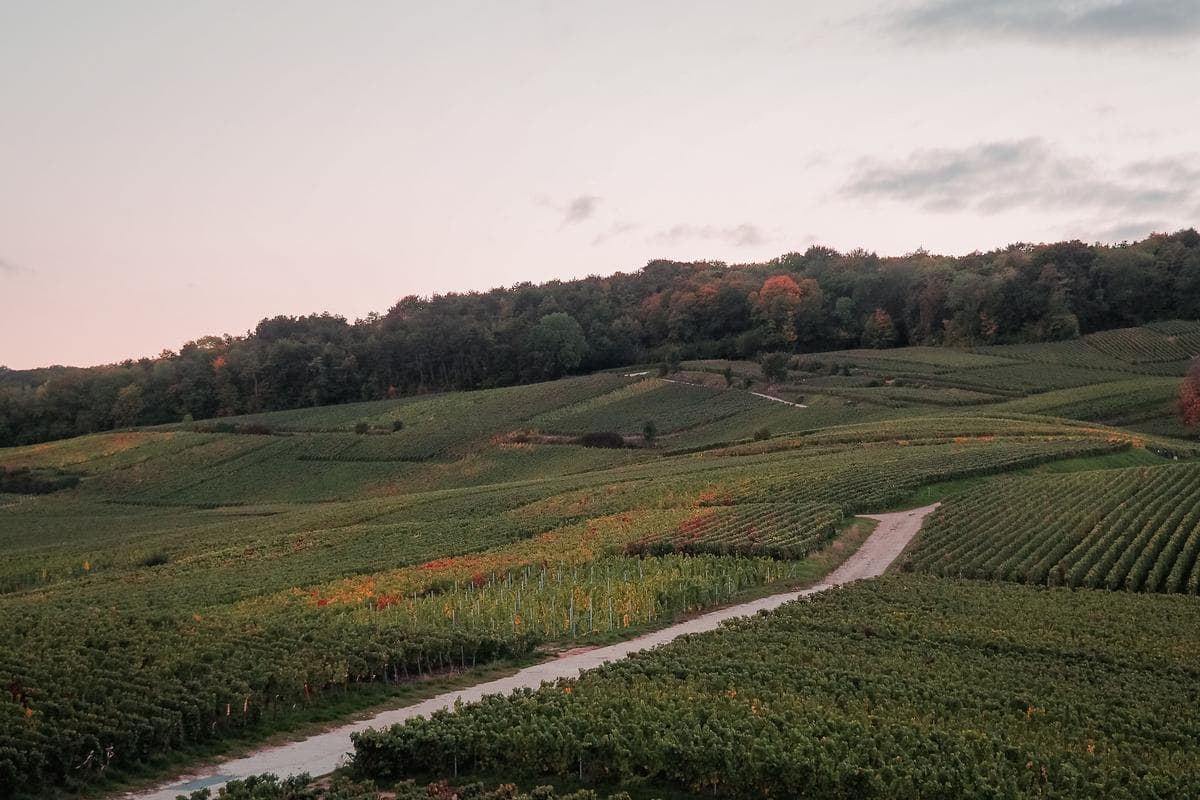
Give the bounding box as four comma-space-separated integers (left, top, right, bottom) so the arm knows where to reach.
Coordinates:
905, 463, 1200, 592
770, 324, 1199, 428
351, 578, 1200, 799
2, 328, 1199, 799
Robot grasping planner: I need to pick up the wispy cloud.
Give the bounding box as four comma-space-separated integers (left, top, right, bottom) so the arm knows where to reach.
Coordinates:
891, 0, 1200, 45
590, 220, 636, 246
650, 223, 769, 248
535, 193, 603, 225
844, 138, 1198, 216
0, 257, 32, 276
563, 194, 601, 224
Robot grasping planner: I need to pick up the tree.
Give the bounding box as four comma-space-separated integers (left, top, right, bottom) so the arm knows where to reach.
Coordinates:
749, 275, 824, 350
642, 420, 657, 444
760, 352, 790, 383
1178, 360, 1200, 426
861, 308, 898, 349
722, 366, 734, 387
526, 313, 587, 379
110, 383, 144, 428
832, 296, 859, 346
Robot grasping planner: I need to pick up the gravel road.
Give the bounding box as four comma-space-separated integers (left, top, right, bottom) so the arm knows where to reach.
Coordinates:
124, 503, 938, 800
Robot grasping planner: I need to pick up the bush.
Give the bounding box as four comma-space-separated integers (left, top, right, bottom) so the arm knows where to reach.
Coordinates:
391, 420, 405, 432
139, 551, 170, 568
354, 422, 369, 435
643, 420, 657, 444
579, 431, 626, 449
0, 467, 81, 494
753, 427, 771, 441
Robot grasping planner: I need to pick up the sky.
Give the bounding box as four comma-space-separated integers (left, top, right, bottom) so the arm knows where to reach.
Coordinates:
2, 0, 1199, 369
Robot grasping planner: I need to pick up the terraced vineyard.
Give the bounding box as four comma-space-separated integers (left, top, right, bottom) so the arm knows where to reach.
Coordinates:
906, 463, 1200, 593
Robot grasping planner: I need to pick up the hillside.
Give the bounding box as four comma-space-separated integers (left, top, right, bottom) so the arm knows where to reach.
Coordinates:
2, 331, 1199, 799
4, 231, 1200, 449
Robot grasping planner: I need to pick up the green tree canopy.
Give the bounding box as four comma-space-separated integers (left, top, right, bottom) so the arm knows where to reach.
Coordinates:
527, 312, 588, 379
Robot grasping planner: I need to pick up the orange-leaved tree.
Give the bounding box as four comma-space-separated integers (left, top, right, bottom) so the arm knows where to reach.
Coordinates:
750, 275, 823, 349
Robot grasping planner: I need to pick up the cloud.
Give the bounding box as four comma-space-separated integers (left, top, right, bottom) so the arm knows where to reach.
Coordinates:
844, 138, 1199, 218
650, 223, 769, 248
563, 194, 601, 224
0, 257, 31, 276
535, 194, 603, 225
891, 0, 1200, 45
591, 221, 637, 246
1089, 220, 1169, 242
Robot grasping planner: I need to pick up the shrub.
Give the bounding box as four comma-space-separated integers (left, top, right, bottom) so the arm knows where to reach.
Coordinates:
392, 420, 405, 432
579, 431, 626, 449
0, 467, 81, 495
139, 551, 170, 568
753, 427, 771, 441
642, 420, 657, 444
354, 422, 370, 435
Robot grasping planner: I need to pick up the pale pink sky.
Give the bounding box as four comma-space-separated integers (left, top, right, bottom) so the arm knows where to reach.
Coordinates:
2, 1, 1199, 368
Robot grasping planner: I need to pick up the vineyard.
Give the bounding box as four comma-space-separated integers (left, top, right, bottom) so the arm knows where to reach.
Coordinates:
624, 503, 844, 559
905, 463, 1200, 592
350, 578, 1200, 799
0, 333, 1198, 799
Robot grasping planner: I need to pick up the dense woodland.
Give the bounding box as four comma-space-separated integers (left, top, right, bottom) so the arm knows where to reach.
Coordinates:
3, 230, 1200, 446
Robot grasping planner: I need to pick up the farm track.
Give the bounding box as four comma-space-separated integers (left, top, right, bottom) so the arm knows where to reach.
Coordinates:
123, 503, 938, 800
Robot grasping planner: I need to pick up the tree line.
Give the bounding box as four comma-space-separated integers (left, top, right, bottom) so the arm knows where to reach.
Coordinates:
3, 229, 1199, 447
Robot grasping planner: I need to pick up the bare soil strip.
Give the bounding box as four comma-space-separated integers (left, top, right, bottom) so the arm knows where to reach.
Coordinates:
124, 504, 939, 800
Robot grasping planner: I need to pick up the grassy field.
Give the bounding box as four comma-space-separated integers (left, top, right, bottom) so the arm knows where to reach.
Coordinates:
1, 328, 1198, 799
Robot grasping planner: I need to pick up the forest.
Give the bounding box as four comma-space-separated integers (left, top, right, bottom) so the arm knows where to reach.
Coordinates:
3, 230, 1200, 447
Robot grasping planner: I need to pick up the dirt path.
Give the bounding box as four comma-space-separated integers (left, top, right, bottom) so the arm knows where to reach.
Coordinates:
657, 377, 807, 408
123, 503, 938, 800
748, 391, 807, 408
